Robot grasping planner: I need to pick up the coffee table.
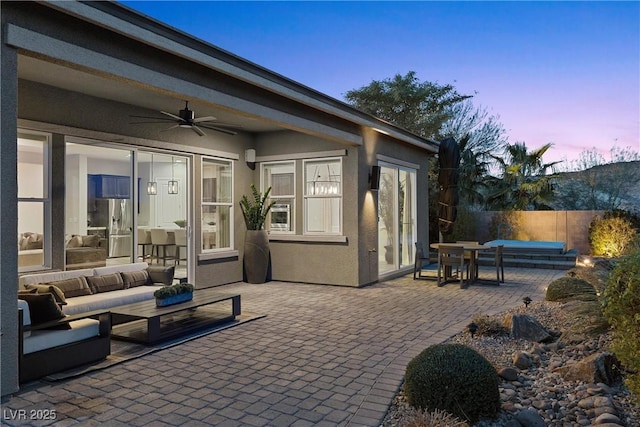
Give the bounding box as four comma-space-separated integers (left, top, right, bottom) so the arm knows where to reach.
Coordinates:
110, 288, 241, 345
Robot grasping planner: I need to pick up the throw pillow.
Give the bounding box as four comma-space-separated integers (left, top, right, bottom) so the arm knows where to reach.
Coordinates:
48, 277, 92, 298
18, 288, 38, 295
148, 265, 175, 286
18, 293, 67, 328
121, 270, 150, 289
25, 284, 68, 306
87, 273, 124, 293
25, 233, 44, 250
66, 235, 83, 248
81, 234, 100, 248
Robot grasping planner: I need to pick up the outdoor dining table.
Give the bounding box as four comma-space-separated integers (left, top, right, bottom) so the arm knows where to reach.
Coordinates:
430, 242, 490, 285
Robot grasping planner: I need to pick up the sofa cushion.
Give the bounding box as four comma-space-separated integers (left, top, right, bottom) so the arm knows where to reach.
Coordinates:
22, 318, 100, 355
18, 293, 67, 328
86, 273, 124, 294
49, 277, 93, 298
121, 270, 150, 289
62, 286, 158, 315
94, 262, 149, 276
25, 284, 67, 306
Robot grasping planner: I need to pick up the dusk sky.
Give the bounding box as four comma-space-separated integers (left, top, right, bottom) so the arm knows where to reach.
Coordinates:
121, 1, 639, 166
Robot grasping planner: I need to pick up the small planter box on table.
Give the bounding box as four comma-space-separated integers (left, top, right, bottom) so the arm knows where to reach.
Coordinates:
156, 292, 193, 307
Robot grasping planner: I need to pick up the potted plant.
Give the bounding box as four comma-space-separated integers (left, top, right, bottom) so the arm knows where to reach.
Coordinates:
239, 184, 275, 283
154, 282, 194, 307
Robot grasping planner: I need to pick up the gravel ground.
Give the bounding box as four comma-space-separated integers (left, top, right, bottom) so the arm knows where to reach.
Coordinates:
380, 300, 640, 427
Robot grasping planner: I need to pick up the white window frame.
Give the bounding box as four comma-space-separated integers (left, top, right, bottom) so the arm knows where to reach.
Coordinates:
17, 130, 51, 272
201, 156, 234, 253
261, 161, 296, 234
303, 157, 342, 235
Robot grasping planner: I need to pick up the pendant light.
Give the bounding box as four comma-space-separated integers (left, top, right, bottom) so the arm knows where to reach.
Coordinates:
168, 156, 179, 194
147, 154, 157, 195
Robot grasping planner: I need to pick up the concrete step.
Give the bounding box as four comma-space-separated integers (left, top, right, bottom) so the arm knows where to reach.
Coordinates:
477, 258, 576, 270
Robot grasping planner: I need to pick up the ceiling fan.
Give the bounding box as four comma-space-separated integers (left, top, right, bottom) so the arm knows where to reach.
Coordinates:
130, 101, 238, 136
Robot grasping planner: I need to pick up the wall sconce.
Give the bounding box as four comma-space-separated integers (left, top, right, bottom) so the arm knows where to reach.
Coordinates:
369, 165, 381, 191
245, 148, 256, 170
147, 154, 157, 196
168, 156, 179, 194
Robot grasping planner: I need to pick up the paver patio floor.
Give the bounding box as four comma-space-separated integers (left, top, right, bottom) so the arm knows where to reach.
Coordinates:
2, 268, 565, 426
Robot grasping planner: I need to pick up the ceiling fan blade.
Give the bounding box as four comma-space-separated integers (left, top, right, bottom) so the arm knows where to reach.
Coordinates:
160, 111, 183, 121
198, 124, 238, 136
130, 115, 176, 122
192, 116, 217, 123
192, 125, 206, 137
130, 120, 176, 125
160, 124, 181, 132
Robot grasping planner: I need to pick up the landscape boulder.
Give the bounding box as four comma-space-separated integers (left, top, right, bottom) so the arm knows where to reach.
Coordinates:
504, 314, 552, 343
553, 352, 621, 385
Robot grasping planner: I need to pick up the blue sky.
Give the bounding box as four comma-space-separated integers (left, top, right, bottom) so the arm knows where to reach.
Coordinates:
121, 1, 639, 164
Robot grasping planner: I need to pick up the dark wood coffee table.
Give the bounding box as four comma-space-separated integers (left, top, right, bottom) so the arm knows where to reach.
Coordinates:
110, 288, 241, 345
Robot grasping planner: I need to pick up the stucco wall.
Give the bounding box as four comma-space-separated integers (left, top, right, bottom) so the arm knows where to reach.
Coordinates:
254, 131, 360, 286
1, 34, 20, 397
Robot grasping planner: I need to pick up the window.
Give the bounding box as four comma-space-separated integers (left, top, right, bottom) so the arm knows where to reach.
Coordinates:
18, 131, 50, 270
202, 157, 233, 251
262, 161, 295, 233
303, 158, 342, 234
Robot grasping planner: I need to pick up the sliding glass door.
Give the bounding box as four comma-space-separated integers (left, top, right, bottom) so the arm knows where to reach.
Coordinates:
378, 163, 416, 276
65, 140, 190, 280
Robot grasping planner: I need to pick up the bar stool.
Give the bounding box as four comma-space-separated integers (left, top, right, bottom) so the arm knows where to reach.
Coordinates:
150, 229, 176, 266
174, 228, 187, 265
137, 229, 152, 262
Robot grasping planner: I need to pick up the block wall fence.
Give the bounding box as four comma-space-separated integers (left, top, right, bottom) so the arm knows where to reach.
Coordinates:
472, 210, 605, 255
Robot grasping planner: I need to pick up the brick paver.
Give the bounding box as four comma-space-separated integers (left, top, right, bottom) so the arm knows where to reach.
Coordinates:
2, 268, 564, 426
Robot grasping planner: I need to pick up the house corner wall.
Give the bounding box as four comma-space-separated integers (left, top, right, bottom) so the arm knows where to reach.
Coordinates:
1, 40, 20, 397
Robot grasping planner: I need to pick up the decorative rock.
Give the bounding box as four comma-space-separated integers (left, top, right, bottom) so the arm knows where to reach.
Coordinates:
532, 400, 551, 410
504, 314, 552, 342
515, 408, 546, 427
499, 367, 520, 381
513, 351, 533, 370
593, 406, 618, 417
593, 413, 622, 424
578, 396, 595, 409
554, 353, 621, 385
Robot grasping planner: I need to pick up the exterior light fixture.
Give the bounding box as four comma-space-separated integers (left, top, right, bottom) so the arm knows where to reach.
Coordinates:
523, 296, 532, 308
147, 154, 157, 196
168, 156, 179, 194
467, 322, 478, 338
369, 165, 381, 191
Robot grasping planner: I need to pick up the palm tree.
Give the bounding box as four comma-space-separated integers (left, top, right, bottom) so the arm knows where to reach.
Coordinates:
486, 142, 560, 210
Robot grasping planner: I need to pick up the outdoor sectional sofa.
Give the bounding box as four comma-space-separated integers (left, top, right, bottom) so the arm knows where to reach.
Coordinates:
17, 262, 174, 382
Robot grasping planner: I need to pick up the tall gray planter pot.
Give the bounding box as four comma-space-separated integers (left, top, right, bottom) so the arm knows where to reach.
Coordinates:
244, 230, 270, 284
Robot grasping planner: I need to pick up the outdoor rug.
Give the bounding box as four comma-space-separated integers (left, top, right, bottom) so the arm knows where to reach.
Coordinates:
42, 312, 265, 382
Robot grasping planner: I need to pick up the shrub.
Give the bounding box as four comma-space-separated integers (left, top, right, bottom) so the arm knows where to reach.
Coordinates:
589, 214, 637, 257
404, 343, 500, 423
602, 246, 640, 401
470, 313, 509, 337
545, 277, 598, 302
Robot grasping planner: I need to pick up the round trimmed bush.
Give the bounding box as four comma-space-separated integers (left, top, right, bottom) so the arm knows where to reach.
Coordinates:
545, 277, 598, 302
404, 343, 500, 423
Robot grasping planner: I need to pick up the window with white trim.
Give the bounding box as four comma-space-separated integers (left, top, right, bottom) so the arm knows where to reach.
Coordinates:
202, 157, 233, 251
262, 161, 295, 233
17, 131, 51, 271
303, 158, 342, 234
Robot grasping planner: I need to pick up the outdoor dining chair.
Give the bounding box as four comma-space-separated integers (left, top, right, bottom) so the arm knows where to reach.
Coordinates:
413, 242, 431, 279
437, 245, 469, 288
